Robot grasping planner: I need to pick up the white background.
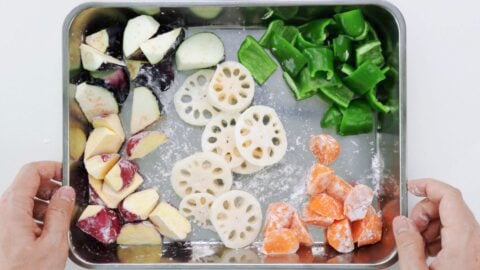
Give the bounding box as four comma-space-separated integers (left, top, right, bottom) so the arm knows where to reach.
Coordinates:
0, 0, 479, 269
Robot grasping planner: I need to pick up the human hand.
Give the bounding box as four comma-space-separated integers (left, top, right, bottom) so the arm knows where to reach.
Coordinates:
393, 179, 480, 270
0, 161, 75, 270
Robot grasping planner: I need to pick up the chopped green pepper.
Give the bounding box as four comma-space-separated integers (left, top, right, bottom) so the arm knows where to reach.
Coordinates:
270, 34, 308, 77
294, 32, 317, 51
356, 40, 384, 67
283, 72, 315, 100
318, 83, 355, 108
366, 88, 391, 113
344, 60, 386, 95
295, 68, 320, 96
340, 63, 354, 76
321, 105, 343, 128
334, 9, 366, 38
238, 35, 277, 85
333, 35, 352, 62
259, 20, 284, 48
339, 99, 373, 136
298, 19, 334, 45
280, 26, 300, 44
304, 47, 335, 80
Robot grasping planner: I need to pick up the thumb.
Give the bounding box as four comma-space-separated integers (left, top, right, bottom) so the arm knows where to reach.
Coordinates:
393, 216, 428, 270
40, 186, 75, 246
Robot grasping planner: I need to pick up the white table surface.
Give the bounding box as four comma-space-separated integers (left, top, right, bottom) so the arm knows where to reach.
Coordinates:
0, 0, 479, 269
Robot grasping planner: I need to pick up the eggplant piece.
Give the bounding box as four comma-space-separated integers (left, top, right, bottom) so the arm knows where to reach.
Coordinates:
140, 28, 185, 64
175, 32, 224, 70
80, 44, 125, 71
131, 57, 175, 95
189, 7, 223, 20
89, 68, 130, 104
123, 15, 160, 58
84, 25, 124, 60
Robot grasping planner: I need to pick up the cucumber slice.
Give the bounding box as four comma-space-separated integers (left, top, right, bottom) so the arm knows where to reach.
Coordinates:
175, 32, 224, 71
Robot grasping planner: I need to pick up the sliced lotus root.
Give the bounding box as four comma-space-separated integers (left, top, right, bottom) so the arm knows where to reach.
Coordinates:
201, 112, 244, 168
235, 105, 287, 167
232, 160, 263, 175
220, 249, 260, 263
207, 61, 255, 112
210, 190, 262, 249
174, 69, 218, 126
171, 152, 233, 198
179, 193, 216, 230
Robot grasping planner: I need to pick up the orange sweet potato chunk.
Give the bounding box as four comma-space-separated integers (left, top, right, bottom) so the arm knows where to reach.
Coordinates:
326, 175, 353, 202
344, 184, 374, 221
263, 202, 296, 234
262, 228, 300, 255
308, 134, 341, 165
302, 206, 334, 227
290, 211, 314, 246
308, 193, 344, 220
326, 219, 354, 253
351, 206, 383, 247
307, 164, 334, 196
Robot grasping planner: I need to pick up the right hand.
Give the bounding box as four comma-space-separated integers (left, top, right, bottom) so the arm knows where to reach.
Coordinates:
393, 179, 480, 270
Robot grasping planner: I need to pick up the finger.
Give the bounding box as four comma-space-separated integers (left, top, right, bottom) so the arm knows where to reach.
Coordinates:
392, 216, 428, 270
411, 198, 439, 231
408, 179, 477, 227
40, 186, 75, 246
36, 180, 61, 200
10, 162, 62, 204
34, 221, 43, 237
421, 219, 441, 244
426, 239, 442, 257
33, 198, 49, 221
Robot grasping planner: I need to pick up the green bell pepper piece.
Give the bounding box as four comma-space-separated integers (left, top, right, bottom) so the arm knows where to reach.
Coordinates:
321, 105, 343, 129
283, 72, 315, 100
333, 35, 352, 62
304, 47, 334, 80
298, 19, 334, 45
339, 99, 373, 136
259, 20, 284, 48
366, 88, 391, 113
271, 6, 299, 20
294, 32, 317, 51
270, 34, 308, 77
344, 60, 385, 95
318, 83, 355, 108
238, 35, 277, 85
356, 40, 384, 67
280, 26, 300, 44
340, 63, 354, 76
334, 9, 366, 38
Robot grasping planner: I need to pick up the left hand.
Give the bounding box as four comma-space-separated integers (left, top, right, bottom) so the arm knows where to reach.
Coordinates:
0, 161, 75, 270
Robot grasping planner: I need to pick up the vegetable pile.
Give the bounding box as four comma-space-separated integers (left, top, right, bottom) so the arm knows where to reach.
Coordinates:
238, 9, 393, 136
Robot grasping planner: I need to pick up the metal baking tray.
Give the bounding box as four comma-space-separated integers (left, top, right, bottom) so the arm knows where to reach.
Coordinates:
63, 1, 406, 268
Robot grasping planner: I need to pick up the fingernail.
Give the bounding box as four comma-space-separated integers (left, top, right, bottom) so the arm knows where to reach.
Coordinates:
416, 213, 429, 228
58, 186, 75, 202
393, 216, 410, 234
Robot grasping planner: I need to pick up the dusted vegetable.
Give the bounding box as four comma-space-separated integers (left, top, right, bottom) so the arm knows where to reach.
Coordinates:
339, 99, 373, 136
238, 35, 277, 85
270, 34, 307, 77
344, 60, 385, 95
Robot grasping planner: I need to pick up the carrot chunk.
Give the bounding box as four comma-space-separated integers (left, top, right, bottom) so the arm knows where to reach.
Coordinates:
351, 206, 383, 247
290, 211, 314, 246
263, 202, 296, 234
302, 206, 334, 227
